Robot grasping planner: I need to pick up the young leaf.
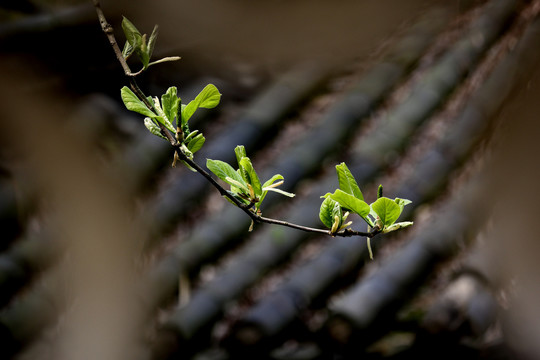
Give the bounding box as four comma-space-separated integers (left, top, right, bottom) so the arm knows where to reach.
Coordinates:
371, 197, 401, 227
144, 118, 167, 140
140, 33, 150, 69
234, 145, 248, 167
121, 86, 156, 118
324, 189, 370, 218
320, 197, 339, 229
256, 174, 285, 209
395, 198, 412, 209
122, 41, 134, 59
382, 221, 414, 234
225, 177, 249, 193
121, 17, 142, 49
263, 187, 295, 197
206, 159, 246, 188
147, 56, 182, 67
185, 130, 199, 142
148, 25, 159, 59
377, 184, 383, 199
182, 84, 221, 124
161, 87, 180, 126
151, 97, 174, 133
336, 163, 363, 200
262, 174, 284, 189
331, 201, 343, 230
239, 157, 262, 198
187, 133, 205, 154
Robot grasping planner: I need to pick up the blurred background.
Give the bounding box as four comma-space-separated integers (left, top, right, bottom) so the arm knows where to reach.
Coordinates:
1, 0, 540, 359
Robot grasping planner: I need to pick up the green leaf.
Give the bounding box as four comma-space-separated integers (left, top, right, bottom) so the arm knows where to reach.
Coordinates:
225, 177, 249, 193
263, 187, 295, 197
161, 87, 180, 126
185, 130, 199, 142
336, 163, 363, 200
121, 86, 156, 118
121, 17, 142, 49
320, 197, 339, 229
147, 56, 181, 67
395, 198, 412, 208
140, 33, 150, 69
256, 174, 285, 210
377, 184, 383, 199
235, 145, 250, 185
262, 174, 284, 189
371, 197, 402, 227
148, 25, 159, 59
382, 221, 414, 234
325, 189, 370, 218
179, 143, 193, 160
239, 157, 262, 198
187, 133, 205, 154
182, 84, 221, 124
234, 145, 247, 167
143, 118, 167, 140
122, 40, 134, 59
206, 159, 246, 188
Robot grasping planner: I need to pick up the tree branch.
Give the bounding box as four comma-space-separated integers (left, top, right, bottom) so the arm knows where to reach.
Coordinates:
91, 0, 143, 77
91, 0, 378, 240
170, 152, 379, 238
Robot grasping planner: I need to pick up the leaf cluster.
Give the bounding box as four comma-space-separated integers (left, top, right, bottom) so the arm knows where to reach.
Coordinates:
114, 17, 413, 257
121, 17, 180, 72
320, 163, 413, 235
207, 146, 295, 226
121, 84, 221, 169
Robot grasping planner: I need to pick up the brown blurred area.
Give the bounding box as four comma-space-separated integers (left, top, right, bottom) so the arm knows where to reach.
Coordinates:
2, 1, 540, 359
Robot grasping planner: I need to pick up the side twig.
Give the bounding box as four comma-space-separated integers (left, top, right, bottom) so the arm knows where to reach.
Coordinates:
91, 0, 378, 239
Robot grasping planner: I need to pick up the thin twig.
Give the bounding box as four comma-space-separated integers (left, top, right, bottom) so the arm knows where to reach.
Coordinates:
91, 0, 142, 77
174, 152, 378, 238
91, 0, 378, 240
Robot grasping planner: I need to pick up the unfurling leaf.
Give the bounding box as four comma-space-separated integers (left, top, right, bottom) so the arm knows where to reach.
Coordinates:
234, 145, 248, 167
206, 159, 246, 189
330, 215, 341, 234
144, 118, 167, 140
121, 87, 156, 118
225, 177, 249, 193
262, 174, 284, 189
394, 198, 412, 210
263, 187, 295, 197
148, 25, 159, 59
122, 41, 134, 59
161, 87, 180, 127
257, 174, 286, 208
121, 17, 142, 49
382, 221, 414, 234
336, 163, 363, 200
140, 33, 150, 69
320, 197, 339, 229
187, 133, 205, 154
147, 56, 182, 68
239, 157, 262, 198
